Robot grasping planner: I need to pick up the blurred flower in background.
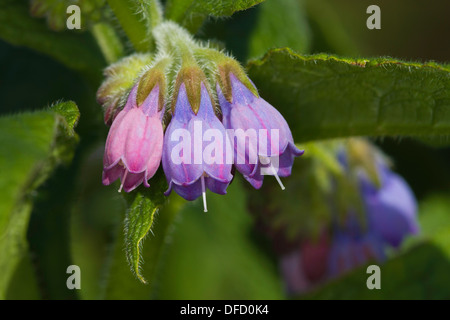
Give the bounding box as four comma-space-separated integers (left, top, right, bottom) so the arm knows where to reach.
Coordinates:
249, 138, 419, 296
2, 0, 449, 301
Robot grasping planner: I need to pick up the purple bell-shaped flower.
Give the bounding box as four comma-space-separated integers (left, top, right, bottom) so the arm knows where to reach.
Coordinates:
360, 163, 419, 248
162, 80, 233, 211
217, 72, 303, 189
327, 212, 385, 279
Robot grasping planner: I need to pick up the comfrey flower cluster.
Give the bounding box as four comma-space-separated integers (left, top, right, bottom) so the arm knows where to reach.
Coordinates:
97, 22, 303, 211
247, 139, 419, 295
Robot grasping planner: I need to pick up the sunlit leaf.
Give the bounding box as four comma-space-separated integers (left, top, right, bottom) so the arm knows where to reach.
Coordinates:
0, 101, 80, 298
247, 48, 450, 142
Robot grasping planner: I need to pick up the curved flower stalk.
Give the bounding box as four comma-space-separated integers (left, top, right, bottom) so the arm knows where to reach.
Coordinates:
162, 71, 233, 211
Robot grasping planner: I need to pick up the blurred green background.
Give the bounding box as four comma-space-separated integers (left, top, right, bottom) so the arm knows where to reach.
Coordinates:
1, 0, 450, 299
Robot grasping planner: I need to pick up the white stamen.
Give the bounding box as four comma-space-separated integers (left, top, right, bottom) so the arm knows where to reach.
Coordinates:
201, 175, 208, 212
118, 170, 128, 193
271, 164, 285, 190
259, 155, 270, 165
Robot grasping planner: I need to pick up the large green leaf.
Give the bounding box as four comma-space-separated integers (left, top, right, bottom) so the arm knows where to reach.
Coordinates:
0, 0, 105, 82
165, 0, 265, 33
247, 48, 450, 143
0, 101, 80, 299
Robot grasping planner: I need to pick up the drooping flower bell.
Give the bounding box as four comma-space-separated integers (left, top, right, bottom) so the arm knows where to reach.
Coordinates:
327, 140, 419, 277
216, 63, 304, 189
162, 67, 233, 211
360, 162, 419, 248
102, 66, 165, 192
340, 139, 420, 249
280, 232, 330, 295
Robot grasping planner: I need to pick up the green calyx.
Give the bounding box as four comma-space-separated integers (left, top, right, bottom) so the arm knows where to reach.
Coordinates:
153, 21, 257, 108
152, 22, 221, 115
99, 20, 260, 121
97, 53, 153, 124
97, 53, 153, 104
172, 66, 209, 115
137, 57, 172, 112
217, 60, 259, 103
194, 46, 259, 103
137, 69, 165, 112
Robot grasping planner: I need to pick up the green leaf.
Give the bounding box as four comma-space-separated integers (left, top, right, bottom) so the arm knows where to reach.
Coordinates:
165, 0, 265, 33
246, 0, 311, 59
102, 178, 184, 299
247, 48, 450, 143
123, 175, 167, 284
0, 101, 80, 299
117, 170, 169, 284
0, 0, 105, 82
5, 253, 41, 299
